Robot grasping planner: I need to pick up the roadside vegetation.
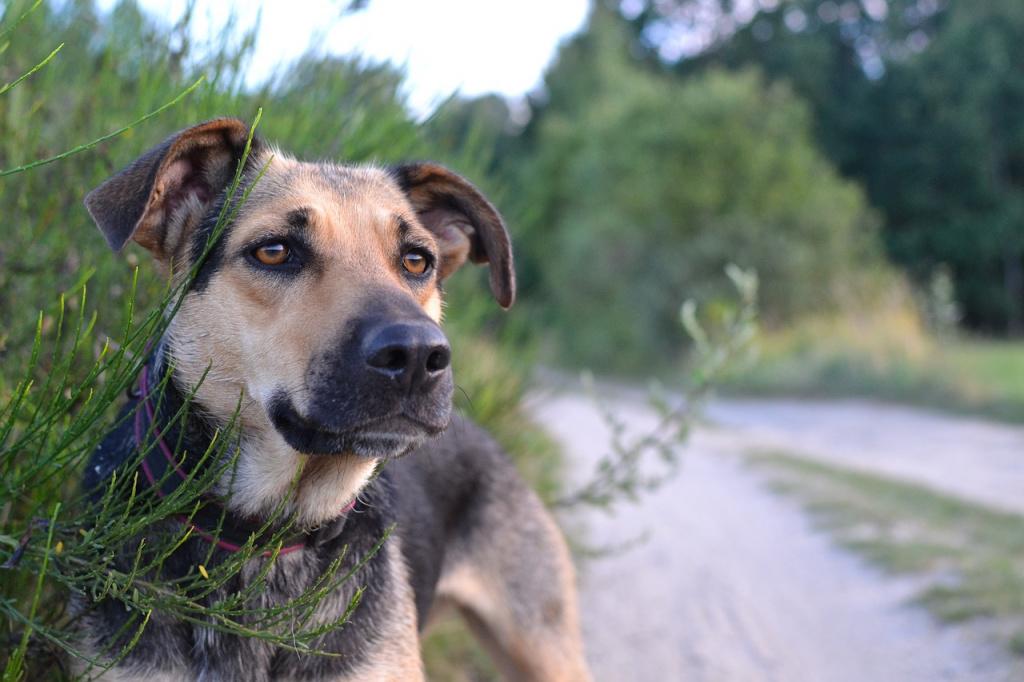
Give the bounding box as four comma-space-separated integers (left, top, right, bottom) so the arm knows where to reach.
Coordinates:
728, 317, 1024, 424
451, 6, 888, 375
750, 450, 1024, 658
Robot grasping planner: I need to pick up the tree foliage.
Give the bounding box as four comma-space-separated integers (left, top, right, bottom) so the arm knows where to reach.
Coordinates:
626, 0, 948, 171
629, 0, 1024, 333
868, 0, 1024, 331
498, 7, 881, 372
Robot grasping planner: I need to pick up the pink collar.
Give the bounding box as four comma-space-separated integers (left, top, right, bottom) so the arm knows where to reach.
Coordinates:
133, 363, 355, 556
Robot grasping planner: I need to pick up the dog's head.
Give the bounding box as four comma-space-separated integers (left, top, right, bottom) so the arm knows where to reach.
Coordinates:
86, 118, 514, 461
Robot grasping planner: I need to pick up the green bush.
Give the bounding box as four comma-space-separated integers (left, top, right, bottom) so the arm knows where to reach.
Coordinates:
501, 7, 884, 374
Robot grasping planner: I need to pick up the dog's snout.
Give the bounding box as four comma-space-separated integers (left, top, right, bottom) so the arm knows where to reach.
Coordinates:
297, 306, 455, 450
364, 321, 451, 390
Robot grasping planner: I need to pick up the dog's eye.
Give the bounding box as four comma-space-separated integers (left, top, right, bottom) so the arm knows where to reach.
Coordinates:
402, 249, 432, 276
252, 241, 291, 266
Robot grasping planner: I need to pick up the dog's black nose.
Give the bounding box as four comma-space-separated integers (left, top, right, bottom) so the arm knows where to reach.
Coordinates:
364, 321, 451, 391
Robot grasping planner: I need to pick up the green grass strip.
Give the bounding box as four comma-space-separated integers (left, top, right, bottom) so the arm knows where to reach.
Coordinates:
750, 449, 1024, 656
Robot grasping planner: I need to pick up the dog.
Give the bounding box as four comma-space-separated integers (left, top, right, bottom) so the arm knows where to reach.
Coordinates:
77, 118, 590, 681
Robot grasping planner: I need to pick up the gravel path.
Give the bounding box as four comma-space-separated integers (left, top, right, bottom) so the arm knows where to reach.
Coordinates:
704, 398, 1024, 515
530, 390, 1023, 682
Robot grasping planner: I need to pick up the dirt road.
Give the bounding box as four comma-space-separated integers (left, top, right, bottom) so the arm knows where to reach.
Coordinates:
529, 390, 1023, 682
705, 398, 1024, 515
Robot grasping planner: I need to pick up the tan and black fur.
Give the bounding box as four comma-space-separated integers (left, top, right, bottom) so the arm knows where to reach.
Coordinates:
78, 119, 590, 681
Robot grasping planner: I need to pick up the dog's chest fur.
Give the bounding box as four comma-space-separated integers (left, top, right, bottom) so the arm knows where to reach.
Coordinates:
81, 418, 426, 681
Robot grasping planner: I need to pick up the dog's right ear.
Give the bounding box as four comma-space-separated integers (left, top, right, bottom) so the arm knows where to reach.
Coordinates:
391, 162, 516, 309
85, 118, 255, 262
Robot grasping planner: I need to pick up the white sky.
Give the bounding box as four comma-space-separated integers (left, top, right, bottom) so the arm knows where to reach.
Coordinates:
102, 0, 591, 116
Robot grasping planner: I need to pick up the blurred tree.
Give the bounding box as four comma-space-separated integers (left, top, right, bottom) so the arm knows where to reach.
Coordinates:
502, 6, 882, 372
425, 94, 516, 170
625, 0, 948, 171
867, 1, 1024, 331
627, 0, 1024, 333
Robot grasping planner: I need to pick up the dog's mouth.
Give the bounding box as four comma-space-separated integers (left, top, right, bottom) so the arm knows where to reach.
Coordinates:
268, 397, 447, 457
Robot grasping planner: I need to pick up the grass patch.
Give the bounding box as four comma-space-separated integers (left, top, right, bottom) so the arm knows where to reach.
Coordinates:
749, 450, 1024, 655
939, 339, 1024, 407
422, 615, 498, 681
726, 307, 1024, 423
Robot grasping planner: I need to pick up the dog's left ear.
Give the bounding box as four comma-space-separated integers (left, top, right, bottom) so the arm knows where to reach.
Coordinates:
391, 163, 515, 309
